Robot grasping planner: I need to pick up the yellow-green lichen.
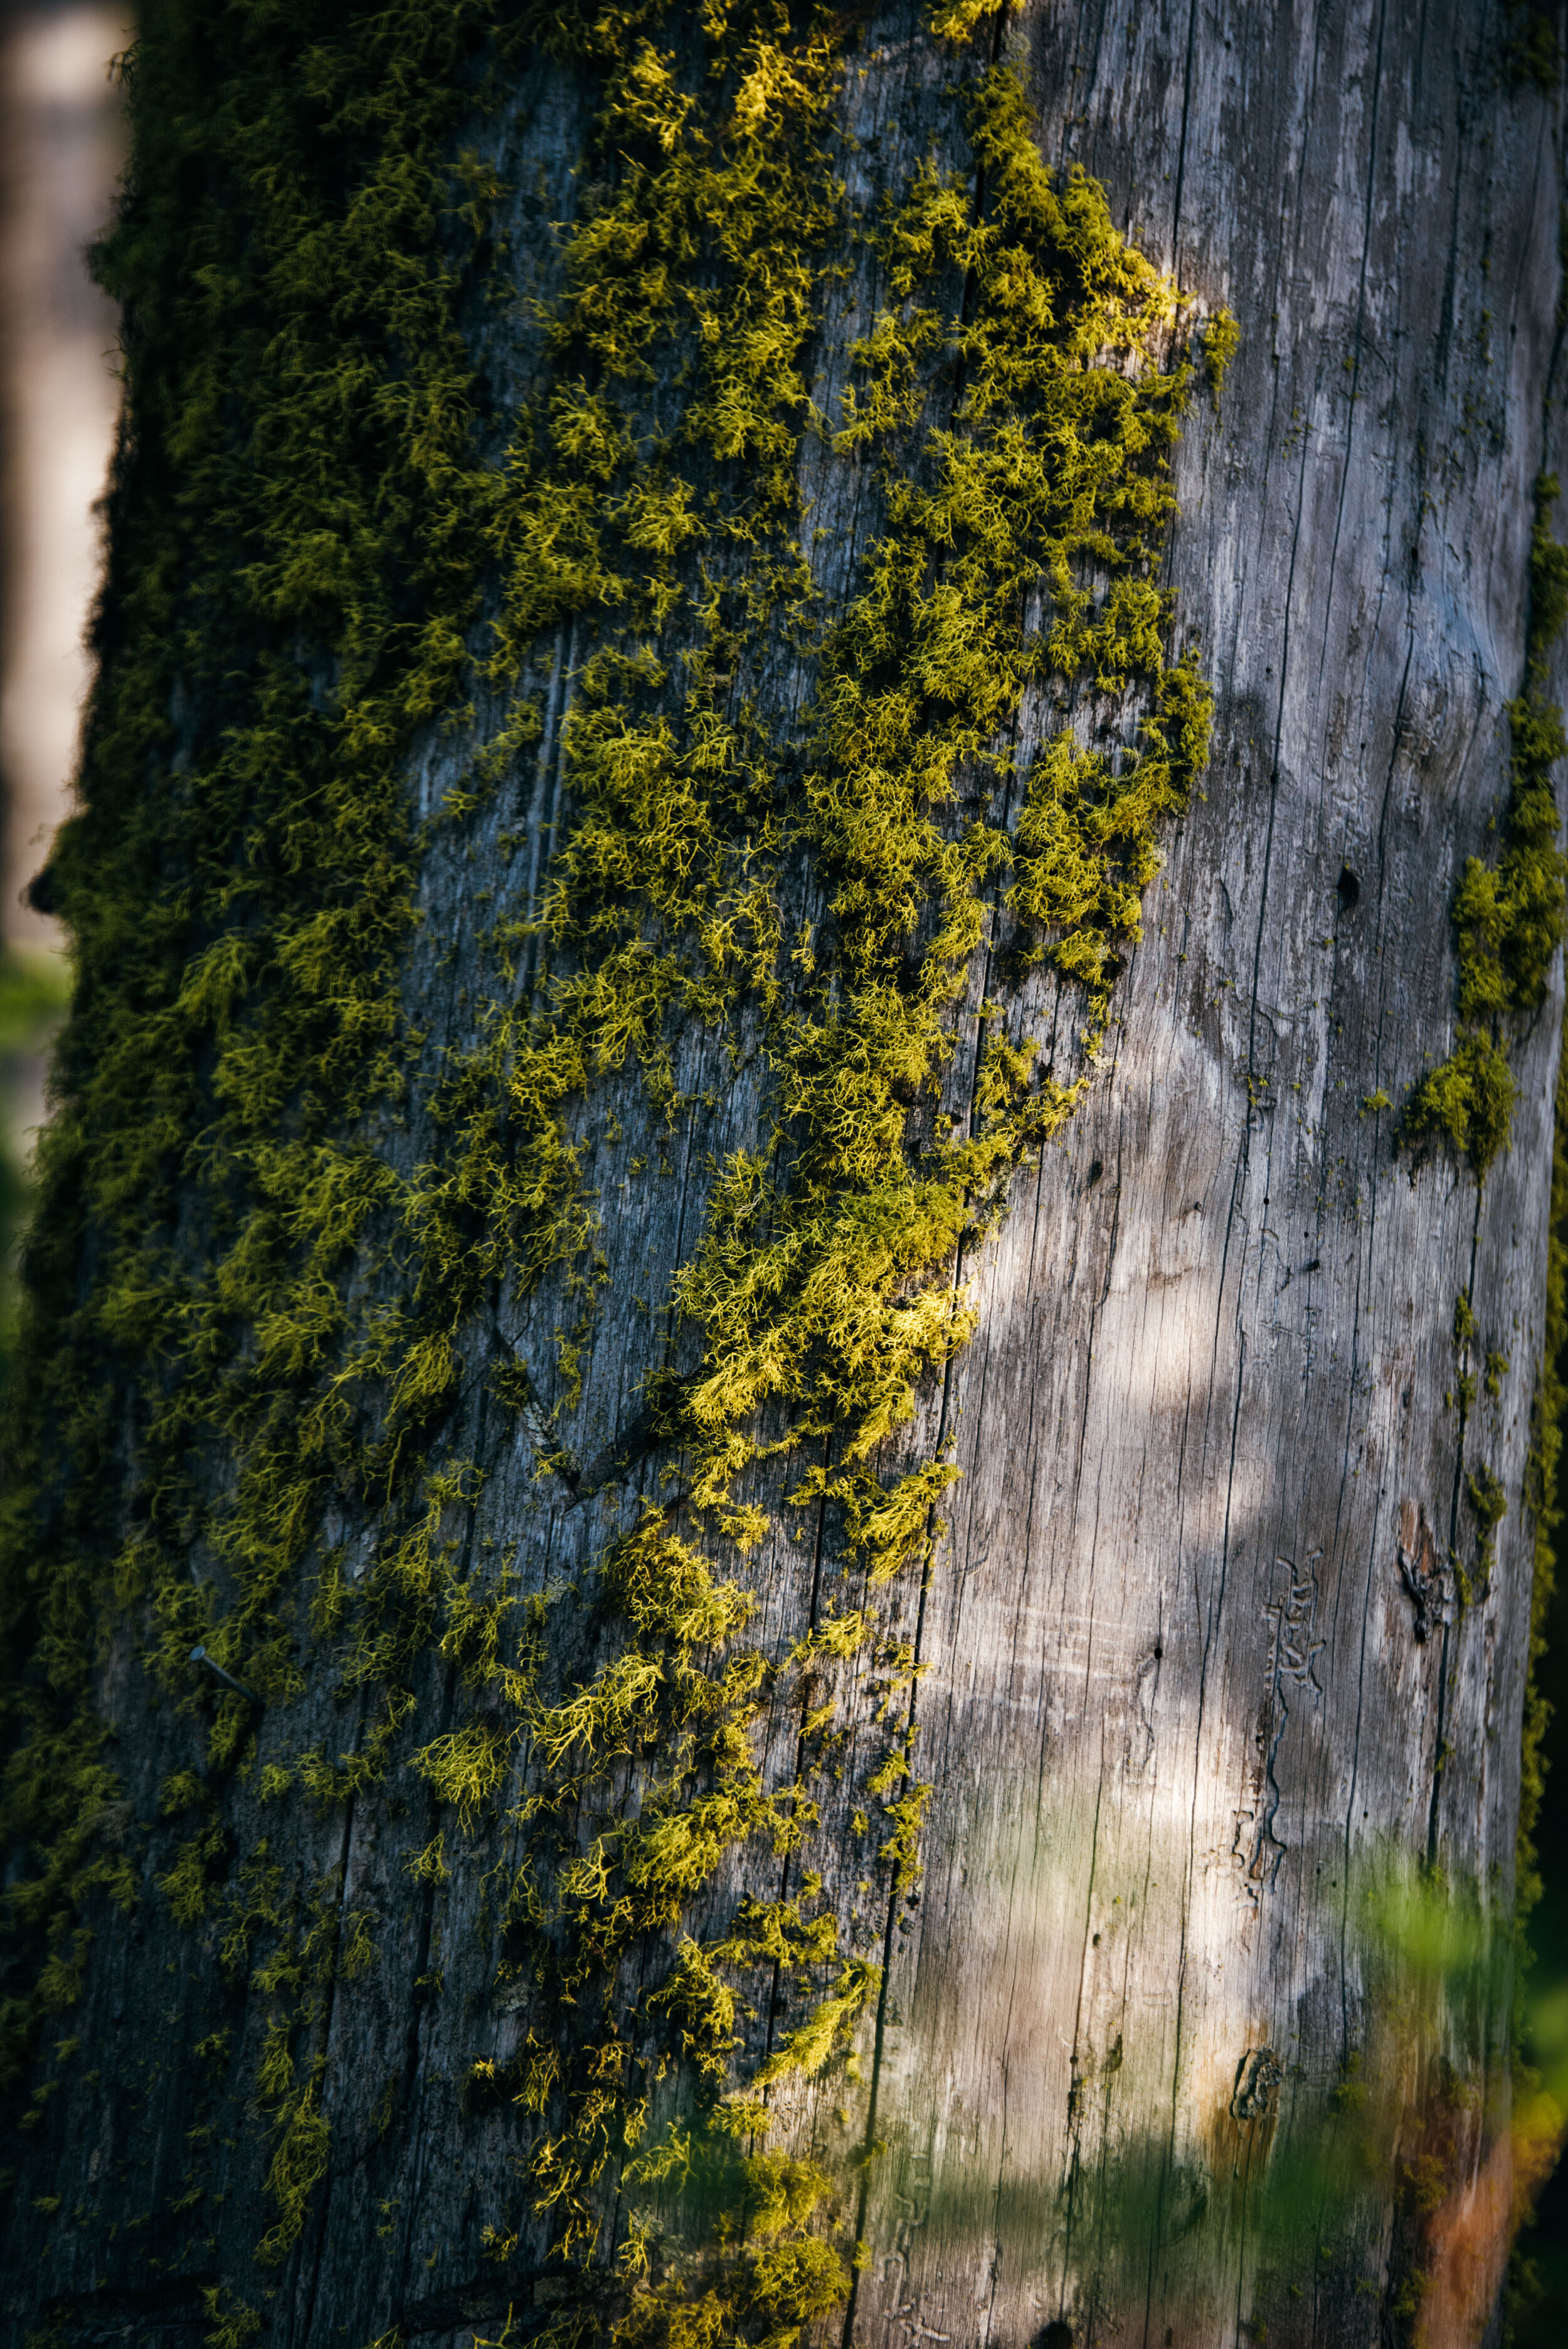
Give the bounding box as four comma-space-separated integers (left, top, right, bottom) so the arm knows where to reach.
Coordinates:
0, 3, 1216, 2336
1520, 1022, 1568, 1920
369, 43, 1213, 2321
1401, 474, 1568, 1177
1204, 305, 1240, 406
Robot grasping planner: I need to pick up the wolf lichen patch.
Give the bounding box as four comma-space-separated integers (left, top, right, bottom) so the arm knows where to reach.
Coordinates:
0, 3, 1215, 2336
1401, 474, 1568, 1177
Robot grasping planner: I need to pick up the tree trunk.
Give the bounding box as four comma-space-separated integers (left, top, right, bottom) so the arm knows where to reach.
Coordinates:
3, 6, 1564, 2348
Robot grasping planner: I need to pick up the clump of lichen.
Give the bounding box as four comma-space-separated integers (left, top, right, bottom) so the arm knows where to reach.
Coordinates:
0, 1, 1214, 2333
1504, 0, 1563, 89
406, 44, 1213, 2319
1401, 474, 1568, 1175
1204, 305, 1240, 405
1520, 1033, 1568, 1924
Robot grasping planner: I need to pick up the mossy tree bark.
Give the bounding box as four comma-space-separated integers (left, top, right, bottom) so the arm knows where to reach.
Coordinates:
3, 6, 1565, 2349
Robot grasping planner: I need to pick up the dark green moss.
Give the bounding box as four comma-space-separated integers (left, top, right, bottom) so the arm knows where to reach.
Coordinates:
0, 0, 517, 2226
1505, 0, 1563, 90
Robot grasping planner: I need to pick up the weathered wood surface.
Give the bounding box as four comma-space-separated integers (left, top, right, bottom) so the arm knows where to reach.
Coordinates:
845, 9, 1568, 2340
4, 5, 1565, 2348
842, 5, 1568, 2345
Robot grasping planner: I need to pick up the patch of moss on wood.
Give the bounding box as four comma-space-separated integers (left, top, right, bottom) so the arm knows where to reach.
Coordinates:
1401, 474, 1568, 1177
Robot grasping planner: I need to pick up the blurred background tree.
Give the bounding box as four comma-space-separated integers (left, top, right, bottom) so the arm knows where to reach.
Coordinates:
0, 0, 125, 1355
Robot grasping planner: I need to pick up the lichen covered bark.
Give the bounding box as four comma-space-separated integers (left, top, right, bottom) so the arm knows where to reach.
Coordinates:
0, 3, 1217, 2341
2, 4, 1564, 2348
